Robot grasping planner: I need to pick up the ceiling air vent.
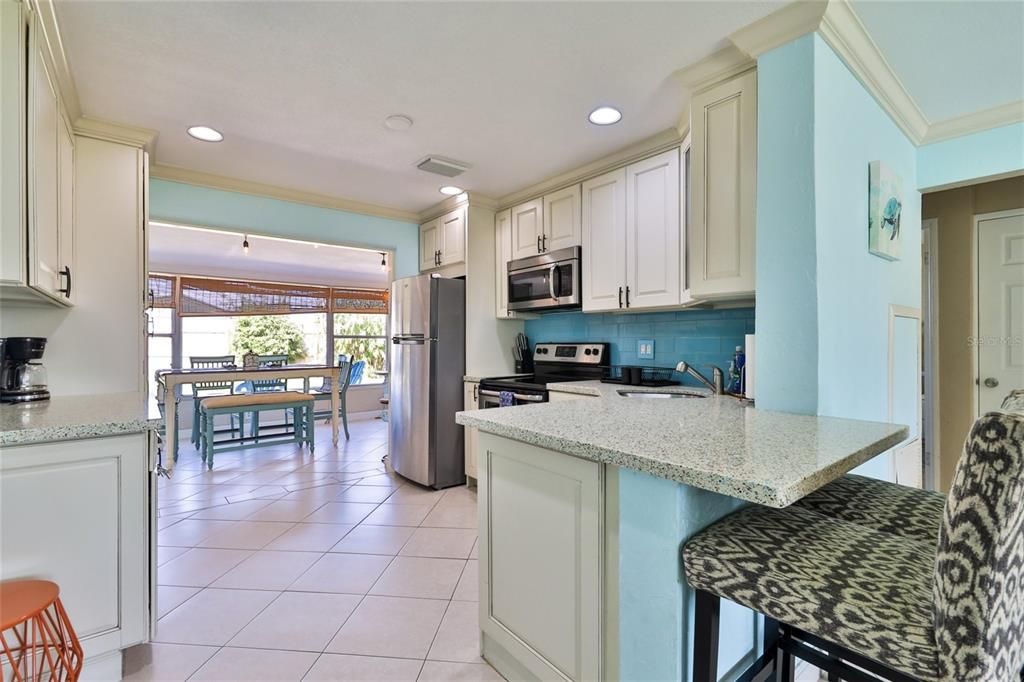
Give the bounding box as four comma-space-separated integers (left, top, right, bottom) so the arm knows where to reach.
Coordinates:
416, 156, 470, 178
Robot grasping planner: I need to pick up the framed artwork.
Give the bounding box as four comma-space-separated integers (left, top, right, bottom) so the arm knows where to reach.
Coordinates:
868, 160, 903, 261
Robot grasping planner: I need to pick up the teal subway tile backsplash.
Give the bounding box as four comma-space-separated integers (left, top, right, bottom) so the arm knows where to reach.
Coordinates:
523, 307, 755, 386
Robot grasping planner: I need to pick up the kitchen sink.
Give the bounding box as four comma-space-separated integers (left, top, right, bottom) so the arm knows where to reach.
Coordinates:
616, 390, 706, 399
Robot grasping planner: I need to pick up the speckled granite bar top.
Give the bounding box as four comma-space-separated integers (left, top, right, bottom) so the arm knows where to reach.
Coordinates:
0, 393, 161, 447
456, 381, 908, 507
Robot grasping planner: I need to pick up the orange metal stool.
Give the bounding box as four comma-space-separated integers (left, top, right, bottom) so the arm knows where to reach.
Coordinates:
0, 580, 83, 681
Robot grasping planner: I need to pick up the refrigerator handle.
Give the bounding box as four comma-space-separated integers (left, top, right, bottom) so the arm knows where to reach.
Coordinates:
393, 336, 426, 345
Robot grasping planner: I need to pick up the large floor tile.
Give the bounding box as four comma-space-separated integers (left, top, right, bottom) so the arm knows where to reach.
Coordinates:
211, 550, 322, 591
289, 552, 392, 594
418, 661, 504, 681
334, 485, 395, 504
421, 504, 478, 529
428, 601, 481, 663
330, 524, 415, 555
188, 498, 275, 521
157, 545, 189, 567
452, 560, 478, 602
303, 501, 378, 524
245, 498, 327, 522
122, 642, 218, 682
400, 528, 477, 559
196, 520, 295, 550
441, 486, 478, 506
304, 653, 422, 681
326, 595, 447, 659
156, 585, 200, 619
158, 547, 253, 587
154, 588, 277, 646
189, 647, 318, 682
362, 503, 432, 527
384, 485, 445, 505
158, 518, 234, 547
229, 591, 361, 652
266, 522, 355, 552
370, 556, 465, 600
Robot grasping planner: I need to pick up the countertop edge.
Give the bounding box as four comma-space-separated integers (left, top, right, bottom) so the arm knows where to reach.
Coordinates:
457, 411, 910, 508
1, 419, 161, 447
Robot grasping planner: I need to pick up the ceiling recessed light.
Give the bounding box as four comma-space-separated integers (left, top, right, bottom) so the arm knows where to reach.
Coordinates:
384, 114, 413, 131
187, 125, 223, 142
439, 186, 464, 196
588, 106, 622, 126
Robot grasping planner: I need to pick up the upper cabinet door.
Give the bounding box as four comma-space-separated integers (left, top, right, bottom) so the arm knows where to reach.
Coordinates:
419, 218, 440, 271
28, 19, 61, 300
510, 199, 543, 260
689, 68, 756, 300
494, 208, 512, 317
625, 148, 680, 309
440, 207, 466, 266
581, 168, 627, 312
57, 115, 74, 303
543, 185, 581, 253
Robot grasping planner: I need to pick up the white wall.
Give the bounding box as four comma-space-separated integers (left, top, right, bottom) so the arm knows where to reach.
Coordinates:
0, 137, 145, 396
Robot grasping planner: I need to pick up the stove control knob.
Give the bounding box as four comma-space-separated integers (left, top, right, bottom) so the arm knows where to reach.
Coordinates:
583, 348, 592, 355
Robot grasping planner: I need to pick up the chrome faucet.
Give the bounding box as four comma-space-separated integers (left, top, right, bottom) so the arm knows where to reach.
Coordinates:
675, 361, 725, 395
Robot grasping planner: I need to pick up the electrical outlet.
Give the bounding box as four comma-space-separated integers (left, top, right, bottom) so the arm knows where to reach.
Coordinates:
637, 339, 655, 360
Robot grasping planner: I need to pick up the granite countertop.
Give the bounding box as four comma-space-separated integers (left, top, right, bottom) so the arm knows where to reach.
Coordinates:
0, 393, 161, 447
457, 381, 908, 507
463, 373, 531, 383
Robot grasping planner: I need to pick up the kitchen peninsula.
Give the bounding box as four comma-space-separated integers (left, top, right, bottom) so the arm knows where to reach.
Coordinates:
456, 387, 907, 681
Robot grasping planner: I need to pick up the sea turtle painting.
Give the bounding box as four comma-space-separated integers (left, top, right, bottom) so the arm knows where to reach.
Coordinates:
868, 160, 903, 260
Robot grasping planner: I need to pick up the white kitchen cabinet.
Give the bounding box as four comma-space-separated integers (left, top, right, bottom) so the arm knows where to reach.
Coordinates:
0, 3, 75, 305
625, 148, 680, 309
510, 198, 543, 260
689, 68, 757, 300
581, 168, 627, 312
478, 433, 604, 681
0, 434, 153, 672
543, 184, 582, 253
463, 381, 480, 481
420, 207, 466, 272
582, 149, 681, 312
419, 217, 440, 271
440, 206, 466, 265
494, 208, 512, 318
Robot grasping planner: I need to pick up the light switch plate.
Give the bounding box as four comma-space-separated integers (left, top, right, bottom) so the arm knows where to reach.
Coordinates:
637, 339, 655, 360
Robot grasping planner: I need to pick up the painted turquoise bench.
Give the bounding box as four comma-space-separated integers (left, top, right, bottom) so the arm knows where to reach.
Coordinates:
199, 391, 315, 470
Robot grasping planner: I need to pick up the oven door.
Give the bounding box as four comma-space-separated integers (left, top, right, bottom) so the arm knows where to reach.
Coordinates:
507, 248, 580, 312
478, 388, 546, 409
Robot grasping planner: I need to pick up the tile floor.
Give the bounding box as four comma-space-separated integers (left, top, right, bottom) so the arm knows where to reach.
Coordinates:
125, 418, 503, 682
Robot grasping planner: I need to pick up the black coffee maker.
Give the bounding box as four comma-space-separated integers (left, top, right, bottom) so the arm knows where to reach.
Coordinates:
1, 337, 50, 403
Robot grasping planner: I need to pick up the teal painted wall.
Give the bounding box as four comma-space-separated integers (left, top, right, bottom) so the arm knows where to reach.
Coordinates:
811, 36, 921, 481
917, 122, 1024, 191
149, 179, 421, 278
754, 35, 819, 414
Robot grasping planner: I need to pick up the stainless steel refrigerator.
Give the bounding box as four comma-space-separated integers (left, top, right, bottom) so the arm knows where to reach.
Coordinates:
389, 275, 466, 489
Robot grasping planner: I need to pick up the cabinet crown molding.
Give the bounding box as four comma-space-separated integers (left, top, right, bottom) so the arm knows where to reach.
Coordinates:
675, 45, 756, 94
73, 116, 158, 152
418, 192, 497, 222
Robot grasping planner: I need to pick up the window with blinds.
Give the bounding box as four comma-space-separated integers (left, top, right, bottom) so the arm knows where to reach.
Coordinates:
148, 274, 389, 316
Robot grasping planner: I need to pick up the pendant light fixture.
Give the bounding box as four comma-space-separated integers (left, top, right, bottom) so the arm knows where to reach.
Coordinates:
380, 252, 387, 271
242, 235, 250, 255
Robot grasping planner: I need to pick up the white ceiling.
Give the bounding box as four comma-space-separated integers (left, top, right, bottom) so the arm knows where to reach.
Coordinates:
148, 223, 391, 289
851, 0, 1024, 122
56, 1, 1023, 215
56, 1, 784, 213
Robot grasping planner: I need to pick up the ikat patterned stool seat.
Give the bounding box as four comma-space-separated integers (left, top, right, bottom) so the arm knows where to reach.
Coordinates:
1003, 389, 1024, 413
683, 410, 1024, 682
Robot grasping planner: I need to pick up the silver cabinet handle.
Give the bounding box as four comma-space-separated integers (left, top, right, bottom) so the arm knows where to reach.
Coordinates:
984, 377, 1000, 388
479, 389, 545, 402
537, 235, 542, 253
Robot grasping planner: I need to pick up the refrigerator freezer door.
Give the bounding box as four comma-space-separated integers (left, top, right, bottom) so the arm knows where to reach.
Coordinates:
391, 275, 431, 338
389, 337, 432, 486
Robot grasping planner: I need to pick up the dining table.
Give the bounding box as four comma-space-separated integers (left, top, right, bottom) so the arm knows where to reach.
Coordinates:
155, 364, 341, 474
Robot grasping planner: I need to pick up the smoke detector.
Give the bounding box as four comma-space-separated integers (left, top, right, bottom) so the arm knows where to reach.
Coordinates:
415, 156, 470, 178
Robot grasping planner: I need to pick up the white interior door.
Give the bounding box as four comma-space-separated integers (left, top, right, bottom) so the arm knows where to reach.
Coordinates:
977, 210, 1024, 414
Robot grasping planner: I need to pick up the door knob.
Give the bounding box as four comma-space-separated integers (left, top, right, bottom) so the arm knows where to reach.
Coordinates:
983, 377, 999, 388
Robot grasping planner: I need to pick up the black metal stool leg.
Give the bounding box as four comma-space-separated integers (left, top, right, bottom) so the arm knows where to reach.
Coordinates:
694, 589, 720, 682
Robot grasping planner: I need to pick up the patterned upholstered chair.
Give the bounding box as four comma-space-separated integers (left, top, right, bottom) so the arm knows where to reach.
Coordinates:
683, 409, 1024, 682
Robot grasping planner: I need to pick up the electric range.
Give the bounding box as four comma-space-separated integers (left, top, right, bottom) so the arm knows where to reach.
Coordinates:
477, 342, 610, 408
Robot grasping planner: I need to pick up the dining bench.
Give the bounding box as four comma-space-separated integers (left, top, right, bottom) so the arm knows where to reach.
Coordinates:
199, 391, 315, 469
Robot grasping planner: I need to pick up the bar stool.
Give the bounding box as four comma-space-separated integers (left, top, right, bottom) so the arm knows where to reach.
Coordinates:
683, 409, 1024, 682
0, 580, 83, 681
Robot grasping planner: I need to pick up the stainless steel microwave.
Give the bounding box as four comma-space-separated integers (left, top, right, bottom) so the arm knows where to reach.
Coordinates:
507, 246, 581, 312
